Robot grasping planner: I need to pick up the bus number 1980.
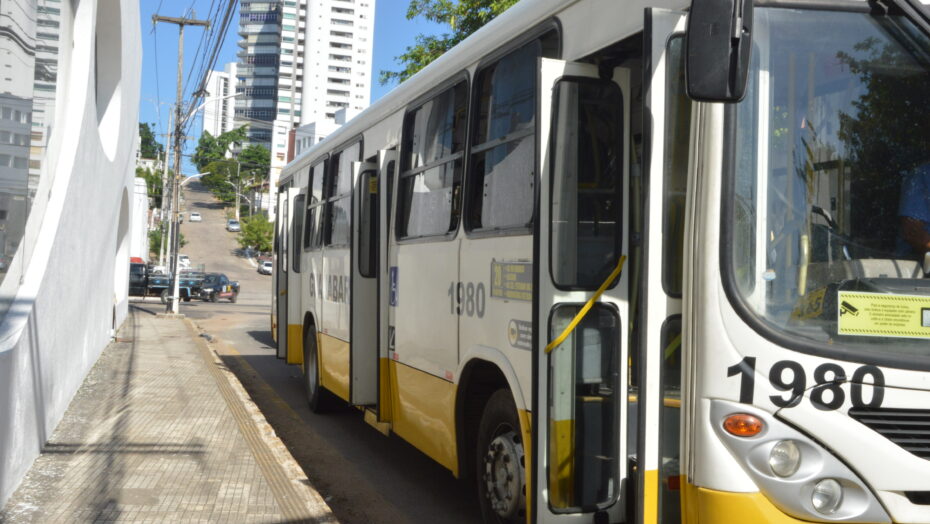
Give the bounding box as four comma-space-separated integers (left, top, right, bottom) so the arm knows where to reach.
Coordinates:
448, 282, 486, 318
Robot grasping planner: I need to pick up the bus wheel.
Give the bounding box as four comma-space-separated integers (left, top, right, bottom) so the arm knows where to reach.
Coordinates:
477, 389, 525, 523
303, 326, 335, 413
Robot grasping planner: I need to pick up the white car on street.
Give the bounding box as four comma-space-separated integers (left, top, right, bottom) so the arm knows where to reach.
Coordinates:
257, 260, 273, 275
178, 254, 191, 269
189, 212, 202, 222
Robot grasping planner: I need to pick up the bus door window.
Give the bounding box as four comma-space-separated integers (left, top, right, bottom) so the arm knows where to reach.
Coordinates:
547, 74, 624, 511
358, 169, 378, 277
292, 193, 305, 272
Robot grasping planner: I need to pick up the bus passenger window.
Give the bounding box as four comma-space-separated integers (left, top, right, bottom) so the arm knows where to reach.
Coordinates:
467, 42, 538, 232
396, 82, 467, 239
325, 145, 358, 247
305, 160, 325, 249
550, 78, 624, 289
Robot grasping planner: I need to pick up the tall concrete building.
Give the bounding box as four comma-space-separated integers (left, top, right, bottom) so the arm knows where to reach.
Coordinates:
235, 0, 375, 195
201, 62, 238, 137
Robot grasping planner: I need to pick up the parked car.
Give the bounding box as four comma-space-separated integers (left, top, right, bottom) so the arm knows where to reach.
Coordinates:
257, 260, 273, 275
199, 273, 240, 303
129, 260, 197, 303
178, 254, 191, 269
189, 212, 202, 222
226, 219, 241, 232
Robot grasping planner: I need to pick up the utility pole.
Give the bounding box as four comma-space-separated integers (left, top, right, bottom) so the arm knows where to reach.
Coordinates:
153, 14, 210, 314
158, 112, 173, 268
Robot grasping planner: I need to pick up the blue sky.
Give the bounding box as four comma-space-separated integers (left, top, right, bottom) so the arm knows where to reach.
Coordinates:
139, 0, 442, 171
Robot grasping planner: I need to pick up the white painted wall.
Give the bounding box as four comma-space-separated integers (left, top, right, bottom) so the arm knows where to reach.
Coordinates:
0, 0, 141, 505
130, 177, 149, 262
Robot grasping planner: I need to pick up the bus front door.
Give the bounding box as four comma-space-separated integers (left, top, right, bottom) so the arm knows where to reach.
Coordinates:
534, 57, 631, 523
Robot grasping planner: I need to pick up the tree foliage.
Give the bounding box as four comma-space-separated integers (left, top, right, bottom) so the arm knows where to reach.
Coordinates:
135, 167, 164, 208
191, 126, 248, 171
148, 227, 186, 258
199, 143, 271, 206
139, 123, 164, 159
379, 0, 518, 85
836, 36, 930, 252
237, 214, 273, 253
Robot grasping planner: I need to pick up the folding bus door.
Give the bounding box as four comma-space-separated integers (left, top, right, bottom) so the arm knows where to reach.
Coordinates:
534, 58, 632, 524
351, 161, 378, 406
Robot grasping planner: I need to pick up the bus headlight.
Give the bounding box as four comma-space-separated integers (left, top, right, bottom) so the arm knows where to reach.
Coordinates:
812, 479, 843, 515
769, 440, 801, 477
710, 400, 891, 523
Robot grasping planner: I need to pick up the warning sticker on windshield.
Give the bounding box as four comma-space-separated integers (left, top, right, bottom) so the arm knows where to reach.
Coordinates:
837, 291, 930, 339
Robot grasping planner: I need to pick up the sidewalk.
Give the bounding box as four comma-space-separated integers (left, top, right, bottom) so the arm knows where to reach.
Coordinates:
0, 306, 335, 523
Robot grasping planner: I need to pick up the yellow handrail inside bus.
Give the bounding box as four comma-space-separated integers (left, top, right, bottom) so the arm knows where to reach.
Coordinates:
545, 255, 627, 354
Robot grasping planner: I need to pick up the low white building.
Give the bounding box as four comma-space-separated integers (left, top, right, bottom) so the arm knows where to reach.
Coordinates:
131, 177, 149, 262
0, 0, 141, 506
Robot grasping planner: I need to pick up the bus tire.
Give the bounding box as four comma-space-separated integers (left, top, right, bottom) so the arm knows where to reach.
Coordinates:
476, 389, 525, 524
303, 325, 335, 413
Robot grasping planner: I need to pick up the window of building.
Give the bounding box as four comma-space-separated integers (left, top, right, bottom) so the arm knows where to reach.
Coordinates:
396, 81, 467, 239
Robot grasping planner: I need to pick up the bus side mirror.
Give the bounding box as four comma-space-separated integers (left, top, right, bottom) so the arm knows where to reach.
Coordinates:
685, 0, 753, 102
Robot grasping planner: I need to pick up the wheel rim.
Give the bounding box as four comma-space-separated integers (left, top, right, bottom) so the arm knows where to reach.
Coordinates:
483, 429, 525, 520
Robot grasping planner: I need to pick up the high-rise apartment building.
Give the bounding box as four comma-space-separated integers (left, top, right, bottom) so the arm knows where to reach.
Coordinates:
234, 0, 375, 195
201, 62, 238, 137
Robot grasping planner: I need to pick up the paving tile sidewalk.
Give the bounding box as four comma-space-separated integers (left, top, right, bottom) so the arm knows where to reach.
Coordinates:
1, 306, 334, 523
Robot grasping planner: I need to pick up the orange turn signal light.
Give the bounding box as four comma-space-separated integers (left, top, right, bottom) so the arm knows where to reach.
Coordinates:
723, 413, 764, 437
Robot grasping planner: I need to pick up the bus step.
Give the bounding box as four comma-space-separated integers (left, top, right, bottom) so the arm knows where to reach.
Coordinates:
364, 409, 391, 436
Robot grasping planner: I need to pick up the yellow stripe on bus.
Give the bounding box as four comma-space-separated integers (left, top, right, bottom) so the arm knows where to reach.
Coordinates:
548, 418, 575, 508
319, 333, 350, 401
389, 360, 458, 475
682, 478, 809, 524
287, 324, 303, 365
644, 469, 658, 524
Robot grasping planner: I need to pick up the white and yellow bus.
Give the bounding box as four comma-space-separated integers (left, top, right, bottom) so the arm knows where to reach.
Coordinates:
271, 0, 930, 522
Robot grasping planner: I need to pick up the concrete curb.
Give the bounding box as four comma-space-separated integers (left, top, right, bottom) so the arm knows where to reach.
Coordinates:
184, 319, 337, 523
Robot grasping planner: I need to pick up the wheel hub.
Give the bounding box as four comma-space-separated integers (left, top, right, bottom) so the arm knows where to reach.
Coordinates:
483, 430, 525, 519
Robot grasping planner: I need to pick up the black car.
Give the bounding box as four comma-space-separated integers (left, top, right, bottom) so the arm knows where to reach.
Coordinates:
198, 273, 240, 303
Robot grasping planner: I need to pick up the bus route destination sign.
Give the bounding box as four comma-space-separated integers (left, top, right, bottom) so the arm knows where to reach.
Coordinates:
837, 291, 930, 339
490, 259, 532, 302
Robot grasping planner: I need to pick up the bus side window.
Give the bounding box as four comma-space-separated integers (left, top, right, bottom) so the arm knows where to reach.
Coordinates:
396, 82, 467, 239
466, 42, 538, 233
325, 143, 359, 248
305, 160, 325, 250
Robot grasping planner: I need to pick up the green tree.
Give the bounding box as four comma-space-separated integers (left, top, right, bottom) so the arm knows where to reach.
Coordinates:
201, 160, 239, 201
379, 0, 518, 85
136, 167, 164, 208
191, 126, 248, 171
237, 214, 273, 253
148, 228, 186, 258
139, 123, 164, 159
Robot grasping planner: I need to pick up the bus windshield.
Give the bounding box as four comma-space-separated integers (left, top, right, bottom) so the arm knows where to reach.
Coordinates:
727, 8, 930, 360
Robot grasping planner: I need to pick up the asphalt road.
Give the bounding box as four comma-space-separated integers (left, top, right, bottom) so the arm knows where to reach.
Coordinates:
132, 183, 482, 524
